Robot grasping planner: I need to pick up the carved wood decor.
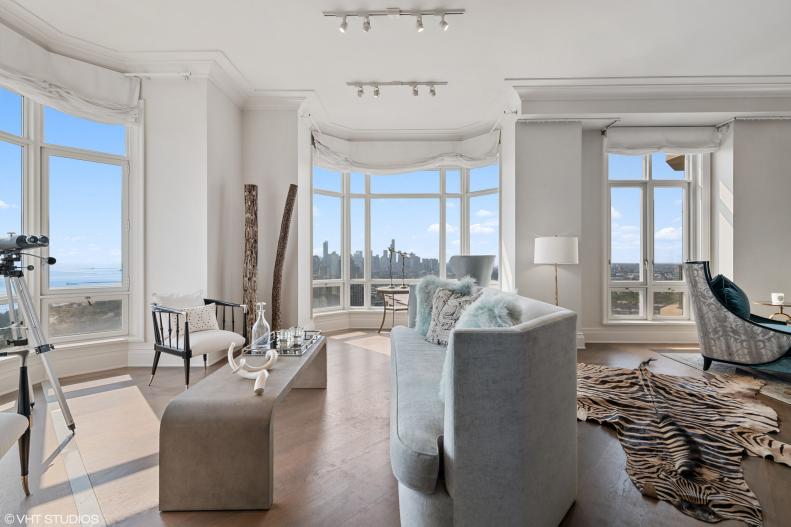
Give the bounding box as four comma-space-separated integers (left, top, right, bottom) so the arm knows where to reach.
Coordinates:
243, 184, 258, 333
271, 184, 297, 331
577, 361, 791, 526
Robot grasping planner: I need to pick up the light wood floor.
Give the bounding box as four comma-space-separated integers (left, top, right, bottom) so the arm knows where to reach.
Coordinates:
0, 334, 789, 526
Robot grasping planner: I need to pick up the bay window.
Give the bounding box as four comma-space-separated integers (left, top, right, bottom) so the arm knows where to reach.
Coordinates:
0, 86, 131, 343
312, 164, 500, 313
606, 152, 704, 322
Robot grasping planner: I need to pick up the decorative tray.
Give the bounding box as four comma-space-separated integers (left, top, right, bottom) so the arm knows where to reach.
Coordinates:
242, 330, 322, 357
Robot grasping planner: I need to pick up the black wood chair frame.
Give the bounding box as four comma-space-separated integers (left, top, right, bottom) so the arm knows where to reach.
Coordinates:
150, 298, 248, 387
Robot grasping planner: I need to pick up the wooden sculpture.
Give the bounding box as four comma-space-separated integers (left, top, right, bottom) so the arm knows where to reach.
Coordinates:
243, 184, 258, 332
271, 184, 298, 330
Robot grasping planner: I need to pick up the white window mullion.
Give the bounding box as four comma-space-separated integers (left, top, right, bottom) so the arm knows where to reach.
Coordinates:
439, 168, 446, 279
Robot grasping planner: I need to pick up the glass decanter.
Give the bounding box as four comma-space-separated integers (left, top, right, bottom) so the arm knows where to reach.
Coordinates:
250, 302, 271, 353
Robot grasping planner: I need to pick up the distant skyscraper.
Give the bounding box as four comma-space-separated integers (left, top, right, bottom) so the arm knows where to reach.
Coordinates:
323, 240, 329, 259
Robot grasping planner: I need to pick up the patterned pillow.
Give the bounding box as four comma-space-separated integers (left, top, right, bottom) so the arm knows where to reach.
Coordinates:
162, 304, 220, 336
425, 288, 482, 346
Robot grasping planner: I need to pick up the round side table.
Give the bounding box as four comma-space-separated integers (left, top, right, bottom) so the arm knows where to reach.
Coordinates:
753, 301, 791, 322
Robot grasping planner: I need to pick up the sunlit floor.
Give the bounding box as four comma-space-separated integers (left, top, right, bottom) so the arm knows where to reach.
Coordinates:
1, 334, 789, 527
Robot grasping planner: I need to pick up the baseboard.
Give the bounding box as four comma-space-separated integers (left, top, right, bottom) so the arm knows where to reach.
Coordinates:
127, 344, 226, 368
313, 310, 408, 333
583, 326, 699, 344
0, 340, 128, 397
576, 332, 586, 349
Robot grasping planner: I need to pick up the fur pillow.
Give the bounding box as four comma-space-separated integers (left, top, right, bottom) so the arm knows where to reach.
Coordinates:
456, 293, 523, 329
415, 275, 476, 336
425, 288, 482, 346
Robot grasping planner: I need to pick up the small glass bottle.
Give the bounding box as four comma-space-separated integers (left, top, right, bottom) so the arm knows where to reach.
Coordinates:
250, 302, 271, 353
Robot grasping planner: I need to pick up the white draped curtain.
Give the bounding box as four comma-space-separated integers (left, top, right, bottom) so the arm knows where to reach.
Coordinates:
0, 21, 140, 124
605, 126, 721, 154
312, 130, 500, 174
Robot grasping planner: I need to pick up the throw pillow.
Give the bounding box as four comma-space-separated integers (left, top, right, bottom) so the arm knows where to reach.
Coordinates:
425, 288, 482, 346
456, 292, 523, 329
710, 275, 751, 319
160, 303, 219, 337
415, 275, 476, 336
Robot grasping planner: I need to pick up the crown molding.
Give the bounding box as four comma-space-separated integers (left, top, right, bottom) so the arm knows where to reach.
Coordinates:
244, 90, 314, 111
507, 75, 791, 101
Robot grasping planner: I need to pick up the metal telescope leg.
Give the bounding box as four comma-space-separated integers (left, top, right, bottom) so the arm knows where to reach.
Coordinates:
11, 276, 75, 431
4, 276, 35, 408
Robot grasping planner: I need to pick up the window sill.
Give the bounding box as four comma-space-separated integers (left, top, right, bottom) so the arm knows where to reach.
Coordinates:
603, 320, 695, 326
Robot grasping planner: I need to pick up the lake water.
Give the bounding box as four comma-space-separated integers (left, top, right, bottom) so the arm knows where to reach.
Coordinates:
49, 267, 122, 288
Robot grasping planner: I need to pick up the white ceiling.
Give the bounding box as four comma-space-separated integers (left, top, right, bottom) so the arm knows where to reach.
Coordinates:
5, 0, 791, 136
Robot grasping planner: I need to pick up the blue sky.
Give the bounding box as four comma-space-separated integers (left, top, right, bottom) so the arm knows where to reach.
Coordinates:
312, 165, 500, 267
609, 153, 684, 264
0, 87, 125, 285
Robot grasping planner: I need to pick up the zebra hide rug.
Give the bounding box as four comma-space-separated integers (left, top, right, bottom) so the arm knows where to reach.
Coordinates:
577, 360, 791, 526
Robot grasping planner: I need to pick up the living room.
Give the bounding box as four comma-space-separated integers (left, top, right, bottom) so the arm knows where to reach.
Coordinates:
1, 1, 790, 526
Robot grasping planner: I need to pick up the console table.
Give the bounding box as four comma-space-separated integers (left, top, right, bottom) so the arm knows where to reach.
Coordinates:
159, 336, 326, 511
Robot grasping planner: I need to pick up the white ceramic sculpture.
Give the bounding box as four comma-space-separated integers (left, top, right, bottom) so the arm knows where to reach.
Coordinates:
227, 344, 278, 395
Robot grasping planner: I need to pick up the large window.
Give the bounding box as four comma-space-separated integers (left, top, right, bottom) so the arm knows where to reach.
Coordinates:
0, 86, 129, 342
607, 152, 700, 322
312, 165, 500, 312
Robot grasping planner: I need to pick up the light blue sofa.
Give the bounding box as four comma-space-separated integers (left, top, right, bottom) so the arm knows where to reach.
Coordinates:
390, 289, 578, 527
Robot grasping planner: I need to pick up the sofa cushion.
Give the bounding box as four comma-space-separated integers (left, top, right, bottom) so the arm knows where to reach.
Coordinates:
415, 276, 475, 336
390, 326, 446, 493
425, 288, 482, 346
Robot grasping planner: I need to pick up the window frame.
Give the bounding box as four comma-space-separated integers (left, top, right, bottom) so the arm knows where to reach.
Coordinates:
605, 153, 700, 323
0, 90, 133, 343
311, 165, 501, 314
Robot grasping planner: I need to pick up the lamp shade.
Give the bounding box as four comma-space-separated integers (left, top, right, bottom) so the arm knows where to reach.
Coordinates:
534, 236, 579, 265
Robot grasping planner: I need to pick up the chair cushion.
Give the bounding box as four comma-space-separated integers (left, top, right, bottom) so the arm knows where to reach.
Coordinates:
759, 322, 791, 335
172, 329, 245, 356
710, 275, 751, 319
390, 326, 446, 493
0, 413, 28, 458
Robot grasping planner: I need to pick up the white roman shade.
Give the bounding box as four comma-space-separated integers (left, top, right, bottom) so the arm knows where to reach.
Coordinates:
312, 130, 500, 174
606, 126, 721, 154
0, 21, 140, 124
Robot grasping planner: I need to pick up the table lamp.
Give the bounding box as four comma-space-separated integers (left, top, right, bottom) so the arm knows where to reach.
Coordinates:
534, 236, 579, 306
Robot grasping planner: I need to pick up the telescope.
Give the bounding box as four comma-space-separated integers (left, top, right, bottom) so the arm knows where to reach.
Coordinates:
0, 234, 49, 253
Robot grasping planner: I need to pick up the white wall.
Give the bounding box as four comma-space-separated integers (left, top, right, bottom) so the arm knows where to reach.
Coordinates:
142, 78, 209, 343
711, 124, 734, 277
580, 130, 605, 333
207, 82, 244, 305
514, 122, 583, 345
732, 120, 791, 318
242, 108, 300, 328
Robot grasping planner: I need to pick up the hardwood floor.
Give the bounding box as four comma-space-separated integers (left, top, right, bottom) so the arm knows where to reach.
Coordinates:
0, 336, 788, 526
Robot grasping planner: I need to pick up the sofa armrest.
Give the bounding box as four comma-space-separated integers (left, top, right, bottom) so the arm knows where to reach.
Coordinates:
442, 310, 578, 527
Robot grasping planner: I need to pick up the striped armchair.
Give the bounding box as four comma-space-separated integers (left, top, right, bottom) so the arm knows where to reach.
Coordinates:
685, 261, 791, 370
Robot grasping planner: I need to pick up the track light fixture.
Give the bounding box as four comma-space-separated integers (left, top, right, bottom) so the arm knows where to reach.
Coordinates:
347, 81, 447, 98
324, 8, 464, 33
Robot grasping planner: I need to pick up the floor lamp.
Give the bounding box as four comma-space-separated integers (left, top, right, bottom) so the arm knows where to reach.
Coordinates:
534, 236, 579, 306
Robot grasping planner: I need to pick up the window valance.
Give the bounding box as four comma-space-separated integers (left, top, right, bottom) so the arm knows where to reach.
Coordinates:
0, 22, 141, 124
606, 126, 721, 154
312, 130, 500, 175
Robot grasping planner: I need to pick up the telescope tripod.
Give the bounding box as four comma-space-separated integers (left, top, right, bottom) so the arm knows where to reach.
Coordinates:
3, 272, 75, 431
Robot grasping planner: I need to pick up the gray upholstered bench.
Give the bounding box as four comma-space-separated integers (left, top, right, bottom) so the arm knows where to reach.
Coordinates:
159, 336, 327, 511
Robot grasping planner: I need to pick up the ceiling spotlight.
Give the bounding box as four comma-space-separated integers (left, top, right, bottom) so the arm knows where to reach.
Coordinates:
439, 15, 449, 31
362, 15, 371, 32
339, 16, 348, 33
429, 85, 437, 97
357, 85, 364, 97
373, 85, 380, 98
416, 15, 424, 32
412, 85, 419, 96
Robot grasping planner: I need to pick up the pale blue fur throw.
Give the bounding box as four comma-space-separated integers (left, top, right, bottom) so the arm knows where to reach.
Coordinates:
456, 293, 523, 329
415, 275, 475, 336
